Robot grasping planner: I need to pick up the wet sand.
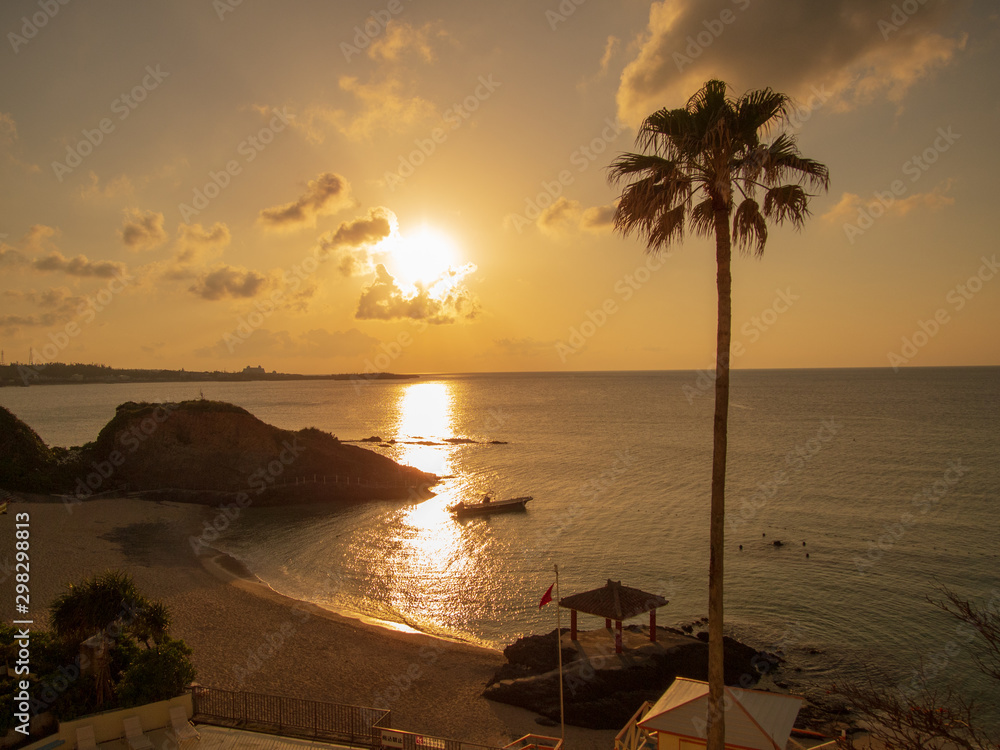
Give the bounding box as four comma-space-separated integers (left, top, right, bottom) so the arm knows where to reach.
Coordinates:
0, 496, 617, 748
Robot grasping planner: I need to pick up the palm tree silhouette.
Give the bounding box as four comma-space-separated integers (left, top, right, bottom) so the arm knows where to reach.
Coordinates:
608, 79, 829, 750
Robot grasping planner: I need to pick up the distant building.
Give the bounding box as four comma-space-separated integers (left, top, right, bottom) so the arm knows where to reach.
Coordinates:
242, 365, 266, 375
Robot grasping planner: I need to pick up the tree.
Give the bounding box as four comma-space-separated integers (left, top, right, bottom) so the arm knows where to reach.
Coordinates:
116, 637, 196, 708
835, 588, 1000, 750
608, 79, 829, 750
48, 570, 172, 706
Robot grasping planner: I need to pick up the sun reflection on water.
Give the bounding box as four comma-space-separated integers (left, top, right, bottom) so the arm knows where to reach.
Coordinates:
381, 380, 492, 636
395, 381, 454, 477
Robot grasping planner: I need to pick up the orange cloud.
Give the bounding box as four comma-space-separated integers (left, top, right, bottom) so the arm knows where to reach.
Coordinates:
258, 173, 355, 231
616, 0, 967, 126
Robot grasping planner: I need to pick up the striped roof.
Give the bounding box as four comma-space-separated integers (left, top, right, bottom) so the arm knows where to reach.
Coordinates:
638, 677, 804, 750
558, 579, 668, 621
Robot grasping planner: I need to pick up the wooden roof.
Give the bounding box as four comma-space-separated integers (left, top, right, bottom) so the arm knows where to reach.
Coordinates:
559, 579, 668, 621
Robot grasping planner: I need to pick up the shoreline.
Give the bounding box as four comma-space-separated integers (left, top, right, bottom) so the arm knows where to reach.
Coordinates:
1, 495, 617, 748
198, 541, 478, 645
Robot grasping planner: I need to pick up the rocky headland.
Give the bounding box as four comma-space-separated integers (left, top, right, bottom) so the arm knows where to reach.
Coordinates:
0, 400, 436, 504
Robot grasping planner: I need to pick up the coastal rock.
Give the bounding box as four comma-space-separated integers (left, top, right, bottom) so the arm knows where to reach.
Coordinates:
484, 626, 782, 730
0, 405, 59, 492
502, 629, 579, 674
0, 400, 437, 504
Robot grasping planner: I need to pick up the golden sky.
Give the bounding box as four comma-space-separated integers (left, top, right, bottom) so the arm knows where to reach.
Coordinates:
1, 0, 998, 373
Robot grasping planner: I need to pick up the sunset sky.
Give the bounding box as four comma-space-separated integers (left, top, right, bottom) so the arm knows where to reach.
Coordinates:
1, 0, 998, 374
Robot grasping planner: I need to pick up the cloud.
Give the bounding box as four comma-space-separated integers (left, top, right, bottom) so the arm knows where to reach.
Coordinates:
0, 225, 127, 278
538, 197, 583, 237
196, 327, 379, 359
5, 286, 81, 310
258, 172, 355, 231
581, 203, 617, 232
79, 159, 189, 201
22, 224, 58, 252
355, 263, 478, 324
0, 245, 27, 268
321, 207, 397, 277
331, 76, 437, 142
80, 172, 136, 200
822, 182, 955, 224
119, 209, 167, 251
1, 287, 83, 331
174, 222, 231, 264
30, 251, 127, 278
189, 265, 274, 301
369, 21, 450, 63
616, 0, 967, 126
535, 198, 618, 237
599, 35, 621, 75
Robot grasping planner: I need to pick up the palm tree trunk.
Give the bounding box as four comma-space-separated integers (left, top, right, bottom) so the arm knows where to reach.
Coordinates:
707, 206, 733, 750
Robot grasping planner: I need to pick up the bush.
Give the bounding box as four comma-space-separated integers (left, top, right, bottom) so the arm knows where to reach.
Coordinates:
116, 638, 196, 708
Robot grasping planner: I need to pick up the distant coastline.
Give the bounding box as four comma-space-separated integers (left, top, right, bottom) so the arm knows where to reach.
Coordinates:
0, 362, 418, 387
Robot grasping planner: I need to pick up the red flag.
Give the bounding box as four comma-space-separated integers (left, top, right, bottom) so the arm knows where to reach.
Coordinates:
539, 582, 554, 608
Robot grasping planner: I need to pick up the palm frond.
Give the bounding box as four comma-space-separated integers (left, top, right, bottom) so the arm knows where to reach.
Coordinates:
732, 199, 768, 255
763, 185, 810, 228
608, 78, 828, 259
690, 198, 716, 239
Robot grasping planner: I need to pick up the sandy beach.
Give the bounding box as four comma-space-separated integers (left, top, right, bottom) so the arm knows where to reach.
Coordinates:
0, 496, 617, 749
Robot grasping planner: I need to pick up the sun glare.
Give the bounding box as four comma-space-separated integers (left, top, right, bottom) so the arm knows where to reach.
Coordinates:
383, 225, 460, 287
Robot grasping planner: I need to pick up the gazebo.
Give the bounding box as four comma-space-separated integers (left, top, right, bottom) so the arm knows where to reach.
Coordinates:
559, 579, 668, 654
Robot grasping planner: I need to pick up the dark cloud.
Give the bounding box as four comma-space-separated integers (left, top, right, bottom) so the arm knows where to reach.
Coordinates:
119, 209, 167, 251
355, 264, 478, 324
321, 207, 396, 277
258, 172, 355, 230
1, 226, 127, 278
189, 265, 273, 300
616, 0, 967, 125
32, 251, 127, 278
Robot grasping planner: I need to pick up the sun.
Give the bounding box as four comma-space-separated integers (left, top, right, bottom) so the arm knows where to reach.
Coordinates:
382, 225, 460, 287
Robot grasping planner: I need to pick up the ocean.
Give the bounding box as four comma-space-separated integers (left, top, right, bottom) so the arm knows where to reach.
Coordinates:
2, 368, 998, 718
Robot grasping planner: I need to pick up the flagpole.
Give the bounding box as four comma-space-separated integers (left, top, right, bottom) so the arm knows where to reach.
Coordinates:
554, 563, 565, 741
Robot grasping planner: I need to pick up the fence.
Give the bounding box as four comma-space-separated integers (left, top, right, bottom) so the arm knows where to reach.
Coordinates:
376, 727, 507, 750
191, 685, 390, 747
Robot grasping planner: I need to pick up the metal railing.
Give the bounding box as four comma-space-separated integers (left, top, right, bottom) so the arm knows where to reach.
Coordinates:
191, 685, 391, 747
374, 727, 504, 750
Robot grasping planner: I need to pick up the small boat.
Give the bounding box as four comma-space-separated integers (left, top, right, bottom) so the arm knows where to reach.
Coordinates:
450, 493, 532, 517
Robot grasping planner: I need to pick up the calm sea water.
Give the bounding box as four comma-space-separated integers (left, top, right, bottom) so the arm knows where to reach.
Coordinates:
2, 368, 998, 716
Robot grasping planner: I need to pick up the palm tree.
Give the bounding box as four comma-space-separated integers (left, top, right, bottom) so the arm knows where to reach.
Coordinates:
49, 570, 167, 704
608, 79, 829, 750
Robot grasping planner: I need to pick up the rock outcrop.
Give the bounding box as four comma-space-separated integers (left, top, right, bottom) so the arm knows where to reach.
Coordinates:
1, 400, 436, 504
483, 626, 781, 730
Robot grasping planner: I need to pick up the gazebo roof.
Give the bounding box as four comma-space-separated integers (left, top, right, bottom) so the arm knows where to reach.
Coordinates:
559, 579, 668, 621
639, 677, 804, 750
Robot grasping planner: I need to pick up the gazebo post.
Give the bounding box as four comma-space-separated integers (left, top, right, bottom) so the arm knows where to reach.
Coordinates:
570, 609, 577, 640
615, 619, 623, 654
605, 618, 612, 630
650, 609, 656, 643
